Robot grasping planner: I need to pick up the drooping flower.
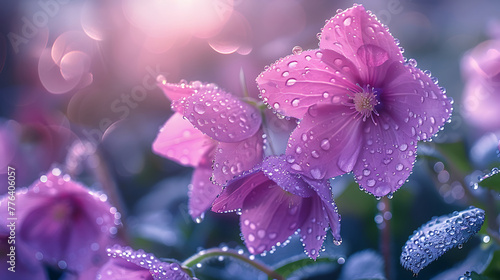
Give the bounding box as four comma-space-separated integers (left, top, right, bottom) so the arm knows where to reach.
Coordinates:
400, 207, 485, 275
212, 155, 341, 259
256, 4, 452, 197
0, 168, 121, 273
97, 245, 196, 280
153, 79, 265, 220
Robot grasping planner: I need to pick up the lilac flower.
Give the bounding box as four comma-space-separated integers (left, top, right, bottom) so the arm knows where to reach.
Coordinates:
97, 245, 196, 280
153, 80, 264, 220
256, 4, 452, 197
0, 168, 121, 273
212, 155, 341, 259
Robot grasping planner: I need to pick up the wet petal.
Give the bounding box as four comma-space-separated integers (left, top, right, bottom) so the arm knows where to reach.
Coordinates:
401, 207, 485, 275
302, 177, 342, 243
261, 155, 315, 197
240, 182, 309, 255
382, 62, 452, 142
152, 113, 216, 167
319, 5, 404, 82
211, 168, 267, 213
188, 165, 222, 221
156, 79, 200, 102
352, 117, 417, 197
286, 104, 363, 180
212, 130, 264, 185
299, 195, 330, 259
100, 245, 192, 280
256, 49, 356, 119
180, 86, 262, 142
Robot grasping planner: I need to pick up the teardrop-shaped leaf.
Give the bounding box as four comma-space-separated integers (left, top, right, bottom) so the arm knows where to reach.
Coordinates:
400, 207, 485, 275
339, 250, 386, 280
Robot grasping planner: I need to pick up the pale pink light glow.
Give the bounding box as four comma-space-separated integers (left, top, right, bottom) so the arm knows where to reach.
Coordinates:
39, 31, 95, 94
122, 0, 238, 53
51, 31, 94, 66
208, 11, 252, 55
81, 1, 108, 41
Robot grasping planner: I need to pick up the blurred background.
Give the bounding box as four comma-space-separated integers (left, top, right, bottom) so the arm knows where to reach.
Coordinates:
1, 0, 500, 279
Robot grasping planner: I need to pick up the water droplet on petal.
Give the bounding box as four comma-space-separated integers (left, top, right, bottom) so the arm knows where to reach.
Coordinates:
286, 78, 297, 86
292, 46, 303, 55
320, 139, 331, 150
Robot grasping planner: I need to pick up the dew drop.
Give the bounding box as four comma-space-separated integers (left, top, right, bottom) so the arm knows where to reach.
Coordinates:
291, 98, 300, 107
286, 78, 297, 86
248, 234, 255, 242
194, 103, 206, 115
310, 168, 323, 179
396, 163, 404, 171
343, 17, 352, 26
320, 139, 331, 150
367, 179, 376, 187
292, 46, 303, 55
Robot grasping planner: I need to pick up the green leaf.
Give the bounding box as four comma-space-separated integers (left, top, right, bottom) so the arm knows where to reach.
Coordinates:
482, 249, 500, 278
433, 141, 474, 174
476, 168, 500, 192
468, 271, 492, 280
270, 255, 339, 280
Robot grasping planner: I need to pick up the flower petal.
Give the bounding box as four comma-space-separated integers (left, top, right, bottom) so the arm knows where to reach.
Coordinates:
261, 155, 315, 197
382, 62, 452, 141
319, 5, 404, 81
211, 168, 267, 213
157, 79, 196, 102
352, 116, 417, 197
152, 113, 216, 167
212, 129, 264, 185
285, 104, 363, 180
400, 207, 485, 275
180, 86, 262, 142
299, 195, 331, 259
256, 49, 356, 119
101, 245, 192, 280
302, 177, 342, 243
240, 182, 309, 255
188, 165, 222, 221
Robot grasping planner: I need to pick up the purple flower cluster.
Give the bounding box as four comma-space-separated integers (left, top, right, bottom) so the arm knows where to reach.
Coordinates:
0, 168, 121, 279
0, 168, 195, 280
153, 4, 451, 259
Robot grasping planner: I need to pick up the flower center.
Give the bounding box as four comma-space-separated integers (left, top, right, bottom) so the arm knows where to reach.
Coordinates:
350, 85, 380, 123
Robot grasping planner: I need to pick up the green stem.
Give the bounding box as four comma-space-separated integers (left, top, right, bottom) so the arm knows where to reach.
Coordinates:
182, 248, 284, 280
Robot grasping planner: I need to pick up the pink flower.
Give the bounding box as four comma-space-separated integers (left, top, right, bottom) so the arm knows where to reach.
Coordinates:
153, 80, 264, 220
212, 155, 341, 259
0, 168, 121, 273
256, 4, 452, 197
461, 39, 500, 131
97, 245, 195, 280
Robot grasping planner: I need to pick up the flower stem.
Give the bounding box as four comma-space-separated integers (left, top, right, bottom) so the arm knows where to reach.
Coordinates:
378, 196, 393, 280
182, 248, 284, 280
